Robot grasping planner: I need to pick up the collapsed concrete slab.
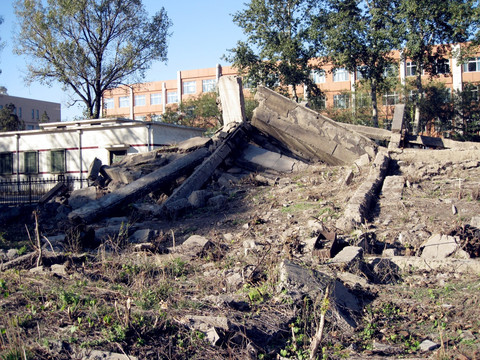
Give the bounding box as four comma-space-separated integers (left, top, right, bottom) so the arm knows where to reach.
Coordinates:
251, 86, 377, 165
336, 152, 390, 232
68, 148, 210, 225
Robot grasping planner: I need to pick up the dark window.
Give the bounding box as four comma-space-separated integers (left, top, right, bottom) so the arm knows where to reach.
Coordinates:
24, 151, 38, 174
0, 153, 13, 174
50, 149, 66, 174
110, 150, 127, 165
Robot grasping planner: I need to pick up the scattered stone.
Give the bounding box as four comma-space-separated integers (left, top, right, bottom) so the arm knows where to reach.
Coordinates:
420, 234, 462, 259
452, 204, 457, 215
6, 249, 18, 260
76, 349, 138, 360
354, 154, 371, 167
188, 190, 213, 208
419, 339, 440, 352
175, 235, 213, 257
178, 315, 230, 345
51, 264, 67, 276
331, 246, 363, 271
207, 194, 228, 209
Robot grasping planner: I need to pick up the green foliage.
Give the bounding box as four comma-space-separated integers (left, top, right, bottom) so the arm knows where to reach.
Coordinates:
0, 103, 24, 132
179, 92, 222, 128
226, 0, 322, 102
312, 0, 401, 127
14, 0, 172, 119
395, 0, 477, 133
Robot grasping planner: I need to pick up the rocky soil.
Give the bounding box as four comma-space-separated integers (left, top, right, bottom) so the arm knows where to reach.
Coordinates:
1, 144, 480, 360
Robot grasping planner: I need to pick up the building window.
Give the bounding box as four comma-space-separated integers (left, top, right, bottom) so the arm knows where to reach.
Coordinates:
311, 70, 326, 84
434, 59, 450, 74
167, 91, 178, 104
463, 57, 480, 72
50, 149, 66, 174
134, 94, 146, 106
356, 93, 371, 107
383, 91, 399, 106
383, 64, 397, 78
333, 94, 350, 108
119, 96, 130, 108
183, 81, 196, 95
150, 93, 162, 105
24, 151, 38, 174
19, 107, 22, 119
36, 110, 39, 120
110, 150, 127, 165
104, 98, 114, 109
0, 153, 13, 175
134, 115, 146, 121
202, 79, 217, 92
333, 68, 349, 82
406, 61, 417, 76
31, 109, 35, 119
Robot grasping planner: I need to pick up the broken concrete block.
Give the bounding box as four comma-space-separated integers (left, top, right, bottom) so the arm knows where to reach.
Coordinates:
188, 190, 213, 208
207, 194, 227, 209
331, 246, 364, 270
420, 234, 462, 259
69, 186, 97, 210
130, 229, 157, 244
51, 264, 67, 276
87, 158, 102, 181
239, 144, 309, 173
419, 339, 440, 352
277, 260, 360, 333
312, 230, 344, 259
76, 349, 138, 360
176, 235, 213, 257
354, 153, 371, 167
163, 198, 191, 219
177, 136, 212, 152
178, 315, 230, 345
218, 76, 246, 125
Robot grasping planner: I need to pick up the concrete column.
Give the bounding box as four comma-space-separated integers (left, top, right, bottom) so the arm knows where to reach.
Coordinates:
452, 44, 463, 92
78, 129, 83, 187
129, 86, 134, 120
218, 76, 246, 125
177, 71, 182, 104
16, 133, 20, 182
351, 71, 356, 114
399, 51, 406, 86
162, 82, 166, 114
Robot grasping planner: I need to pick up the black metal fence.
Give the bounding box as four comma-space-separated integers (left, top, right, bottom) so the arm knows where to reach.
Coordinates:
0, 176, 88, 205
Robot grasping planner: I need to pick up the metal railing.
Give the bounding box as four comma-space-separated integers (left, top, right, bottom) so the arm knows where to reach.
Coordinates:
0, 176, 88, 205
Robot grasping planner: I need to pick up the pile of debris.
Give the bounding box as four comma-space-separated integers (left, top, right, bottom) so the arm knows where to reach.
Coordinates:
2, 77, 480, 359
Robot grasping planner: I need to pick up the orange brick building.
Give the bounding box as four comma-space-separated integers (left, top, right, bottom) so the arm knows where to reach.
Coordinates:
102, 44, 480, 123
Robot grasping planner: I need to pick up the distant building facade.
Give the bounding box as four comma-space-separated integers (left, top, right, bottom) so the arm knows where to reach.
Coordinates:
102, 44, 480, 124
0, 94, 61, 129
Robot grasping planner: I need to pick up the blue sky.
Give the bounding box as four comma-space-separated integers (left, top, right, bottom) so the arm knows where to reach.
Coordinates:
0, 0, 246, 120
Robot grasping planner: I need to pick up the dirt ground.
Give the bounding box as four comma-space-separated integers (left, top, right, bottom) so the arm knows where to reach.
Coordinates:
1, 148, 480, 359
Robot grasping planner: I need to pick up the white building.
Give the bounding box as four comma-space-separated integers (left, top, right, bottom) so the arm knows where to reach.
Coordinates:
0, 118, 205, 184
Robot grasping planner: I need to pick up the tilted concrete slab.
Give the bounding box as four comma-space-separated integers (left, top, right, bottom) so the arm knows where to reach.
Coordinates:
252, 86, 377, 165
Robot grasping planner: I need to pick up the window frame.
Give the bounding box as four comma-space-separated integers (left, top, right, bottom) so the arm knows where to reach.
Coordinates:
119, 96, 130, 108
333, 94, 350, 109
183, 81, 196, 95
104, 98, 114, 109
463, 57, 480, 72
150, 93, 162, 105
383, 91, 400, 106
134, 94, 146, 107
311, 70, 326, 84
50, 149, 66, 174
0, 152, 13, 175
202, 79, 217, 93
167, 91, 178, 104
333, 68, 349, 82
24, 151, 38, 175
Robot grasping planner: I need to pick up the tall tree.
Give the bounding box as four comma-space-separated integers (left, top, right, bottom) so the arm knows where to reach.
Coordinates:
0, 103, 24, 131
225, 0, 322, 102
14, 0, 172, 119
311, 0, 401, 127
396, 0, 476, 134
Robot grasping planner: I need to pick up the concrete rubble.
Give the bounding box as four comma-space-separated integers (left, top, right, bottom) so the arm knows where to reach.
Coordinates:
2, 75, 480, 359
